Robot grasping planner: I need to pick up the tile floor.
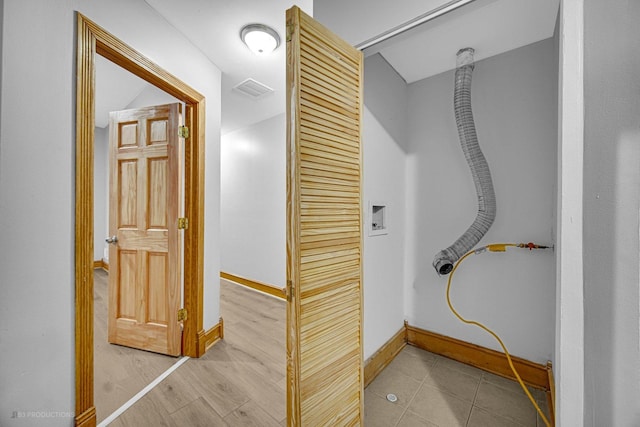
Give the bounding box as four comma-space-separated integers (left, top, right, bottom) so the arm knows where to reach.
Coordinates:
364, 345, 550, 427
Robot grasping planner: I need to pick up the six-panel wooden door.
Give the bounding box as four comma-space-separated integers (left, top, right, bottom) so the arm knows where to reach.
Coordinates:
108, 103, 183, 356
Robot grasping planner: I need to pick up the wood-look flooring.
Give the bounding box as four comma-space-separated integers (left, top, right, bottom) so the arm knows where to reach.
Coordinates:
105, 277, 286, 426
94, 269, 178, 423
97, 270, 548, 426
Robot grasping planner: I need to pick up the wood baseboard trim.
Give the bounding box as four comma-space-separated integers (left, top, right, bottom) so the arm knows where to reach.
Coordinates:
363, 326, 407, 387
197, 318, 223, 355
547, 361, 556, 426
93, 259, 109, 271
406, 323, 549, 390
74, 406, 96, 427
220, 271, 286, 300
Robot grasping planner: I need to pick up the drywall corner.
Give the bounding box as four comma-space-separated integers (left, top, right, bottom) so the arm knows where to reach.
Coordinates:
555, 0, 585, 424
364, 53, 409, 152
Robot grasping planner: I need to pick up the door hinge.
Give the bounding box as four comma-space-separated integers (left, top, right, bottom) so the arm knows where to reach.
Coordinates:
178, 126, 189, 139
178, 217, 189, 230
177, 308, 187, 321
286, 280, 294, 301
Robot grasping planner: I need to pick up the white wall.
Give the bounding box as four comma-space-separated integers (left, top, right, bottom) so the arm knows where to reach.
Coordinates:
220, 114, 286, 287
362, 54, 407, 359
0, 2, 75, 423
125, 84, 180, 110
583, 0, 640, 425
0, 1, 221, 425
362, 108, 407, 359
319, 0, 558, 365
0, 0, 3, 159
405, 39, 557, 364
94, 126, 108, 261
218, 55, 409, 361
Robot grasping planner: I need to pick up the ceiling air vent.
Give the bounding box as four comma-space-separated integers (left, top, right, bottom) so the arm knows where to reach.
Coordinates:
233, 78, 274, 99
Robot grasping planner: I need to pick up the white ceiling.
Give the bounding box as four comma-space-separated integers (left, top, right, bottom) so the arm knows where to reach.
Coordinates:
367, 0, 560, 83
143, 0, 313, 135
95, 0, 559, 132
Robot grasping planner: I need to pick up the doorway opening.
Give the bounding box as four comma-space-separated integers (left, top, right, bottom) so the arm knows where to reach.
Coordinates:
75, 13, 206, 426
93, 56, 186, 419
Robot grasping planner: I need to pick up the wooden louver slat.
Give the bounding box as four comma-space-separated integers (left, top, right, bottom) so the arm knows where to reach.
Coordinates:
300, 125, 360, 151
301, 97, 359, 128
286, 5, 364, 427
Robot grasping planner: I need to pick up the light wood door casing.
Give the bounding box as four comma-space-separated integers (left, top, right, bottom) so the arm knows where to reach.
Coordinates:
108, 103, 182, 356
286, 6, 364, 426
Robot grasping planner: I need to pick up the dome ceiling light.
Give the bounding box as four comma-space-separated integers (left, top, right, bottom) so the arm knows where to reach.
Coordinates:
240, 24, 281, 55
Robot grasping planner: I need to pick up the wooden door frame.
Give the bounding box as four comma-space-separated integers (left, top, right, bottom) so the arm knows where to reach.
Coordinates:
75, 13, 206, 427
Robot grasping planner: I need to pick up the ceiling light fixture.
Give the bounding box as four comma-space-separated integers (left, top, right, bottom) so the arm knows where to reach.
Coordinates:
240, 24, 280, 55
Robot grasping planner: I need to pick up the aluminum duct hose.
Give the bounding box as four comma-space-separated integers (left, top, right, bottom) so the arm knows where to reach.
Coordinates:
432, 48, 497, 275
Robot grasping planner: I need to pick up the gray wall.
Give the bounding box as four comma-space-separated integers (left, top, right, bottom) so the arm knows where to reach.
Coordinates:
405, 39, 557, 363
583, 0, 640, 425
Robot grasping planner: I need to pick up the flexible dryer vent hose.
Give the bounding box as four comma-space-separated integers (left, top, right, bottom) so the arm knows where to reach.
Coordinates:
432, 48, 497, 275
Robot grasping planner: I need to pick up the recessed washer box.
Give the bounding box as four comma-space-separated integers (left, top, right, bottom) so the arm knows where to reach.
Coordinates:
369, 201, 387, 236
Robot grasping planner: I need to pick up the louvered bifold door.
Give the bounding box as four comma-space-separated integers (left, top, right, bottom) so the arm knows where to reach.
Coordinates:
286, 6, 364, 426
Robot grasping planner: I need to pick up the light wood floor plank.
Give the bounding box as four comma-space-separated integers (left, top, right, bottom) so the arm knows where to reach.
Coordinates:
107, 394, 177, 427
178, 352, 251, 417
223, 400, 282, 427
144, 372, 202, 414
106, 278, 287, 425
94, 269, 178, 423
169, 397, 228, 427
